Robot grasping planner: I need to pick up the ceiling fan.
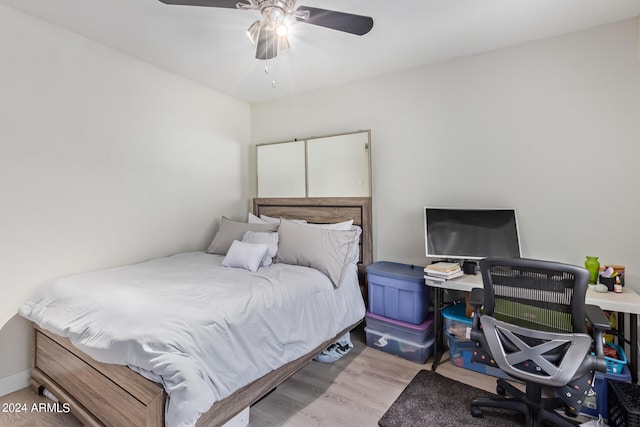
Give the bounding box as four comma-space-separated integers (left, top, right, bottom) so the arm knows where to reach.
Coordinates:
158, 0, 374, 60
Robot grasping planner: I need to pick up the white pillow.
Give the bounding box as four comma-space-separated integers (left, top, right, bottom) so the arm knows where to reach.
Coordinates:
248, 212, 264, 224
259, 214, 282, 223
222, 240, 269, 272
242, 231, 279, 267
305, 219, 354, 230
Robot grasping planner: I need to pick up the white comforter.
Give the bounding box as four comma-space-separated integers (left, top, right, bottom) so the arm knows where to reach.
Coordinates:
19, 252, 365, 427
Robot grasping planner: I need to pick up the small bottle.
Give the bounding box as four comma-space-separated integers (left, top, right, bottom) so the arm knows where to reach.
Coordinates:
614, 276, 623, 293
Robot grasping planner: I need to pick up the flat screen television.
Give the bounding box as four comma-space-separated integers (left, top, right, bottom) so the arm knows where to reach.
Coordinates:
424, 207, 522, 260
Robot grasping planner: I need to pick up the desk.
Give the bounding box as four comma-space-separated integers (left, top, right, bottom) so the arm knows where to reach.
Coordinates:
427, 274, 640, 383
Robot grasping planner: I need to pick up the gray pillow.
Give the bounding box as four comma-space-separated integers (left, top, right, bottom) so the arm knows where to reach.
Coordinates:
276, 219, 359, 287
206, 217, 278, 255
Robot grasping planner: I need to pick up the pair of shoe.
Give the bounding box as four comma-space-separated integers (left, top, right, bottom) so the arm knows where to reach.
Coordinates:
313, 333, 353, 363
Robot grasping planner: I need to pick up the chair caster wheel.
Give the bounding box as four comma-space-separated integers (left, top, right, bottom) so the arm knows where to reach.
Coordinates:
496, 385, 506, 396
470, 405, 483, 418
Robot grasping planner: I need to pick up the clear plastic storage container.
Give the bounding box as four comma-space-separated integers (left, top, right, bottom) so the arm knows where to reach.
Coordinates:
441, 303, 472, 339
365, 326, 434, 364
365, 311, 434, 342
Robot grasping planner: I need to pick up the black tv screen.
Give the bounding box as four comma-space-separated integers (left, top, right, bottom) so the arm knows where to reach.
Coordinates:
424, 208, 521, 260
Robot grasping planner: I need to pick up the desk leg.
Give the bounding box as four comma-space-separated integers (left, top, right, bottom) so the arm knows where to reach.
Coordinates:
618, 313, 625, 349
631, 313, 638, 384
431, 287, 444, 372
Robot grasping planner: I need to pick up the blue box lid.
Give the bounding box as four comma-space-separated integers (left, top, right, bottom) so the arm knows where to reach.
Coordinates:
366, 261, 425, 280
442, 303, 471, 323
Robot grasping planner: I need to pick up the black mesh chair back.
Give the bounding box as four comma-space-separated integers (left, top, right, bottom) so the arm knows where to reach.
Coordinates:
481, 258, 588, 334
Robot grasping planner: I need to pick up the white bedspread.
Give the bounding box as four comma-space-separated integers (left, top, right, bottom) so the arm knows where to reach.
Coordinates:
19, 252, 365, 427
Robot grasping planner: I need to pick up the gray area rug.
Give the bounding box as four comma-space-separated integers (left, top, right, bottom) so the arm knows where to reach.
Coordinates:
378, 369, 527, 427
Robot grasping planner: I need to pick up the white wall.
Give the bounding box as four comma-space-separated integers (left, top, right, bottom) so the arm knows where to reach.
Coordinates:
0, 5, 251, 393
252, 19, 640, 284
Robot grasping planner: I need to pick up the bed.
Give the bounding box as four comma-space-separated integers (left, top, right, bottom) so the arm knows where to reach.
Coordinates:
20, 197, 372, 427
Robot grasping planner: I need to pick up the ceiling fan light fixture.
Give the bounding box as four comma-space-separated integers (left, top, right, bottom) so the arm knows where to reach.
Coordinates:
262, 2, 287, 21
278, 35, 290, 51
255, 25, 278, 60
275, 22, 288, 37
246, 20, 261, 44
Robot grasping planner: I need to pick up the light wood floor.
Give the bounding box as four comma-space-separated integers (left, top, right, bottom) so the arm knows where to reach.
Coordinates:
0, 325, 508, 427
248, 325, 502, 426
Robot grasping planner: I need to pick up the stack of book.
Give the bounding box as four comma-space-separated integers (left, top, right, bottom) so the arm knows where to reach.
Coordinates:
424, 262, 463, 281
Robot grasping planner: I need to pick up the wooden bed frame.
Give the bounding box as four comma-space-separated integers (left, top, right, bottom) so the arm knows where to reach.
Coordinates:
30, 197, 372, 427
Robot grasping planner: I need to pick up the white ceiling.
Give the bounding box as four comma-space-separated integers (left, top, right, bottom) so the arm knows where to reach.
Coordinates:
3, 0, 640, 103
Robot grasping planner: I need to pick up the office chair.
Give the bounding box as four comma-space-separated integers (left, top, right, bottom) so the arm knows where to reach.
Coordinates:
468, 258, 610, 427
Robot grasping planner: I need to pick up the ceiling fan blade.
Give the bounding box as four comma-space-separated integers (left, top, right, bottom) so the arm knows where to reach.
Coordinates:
157, 0, 247, 8
255, 26, 278, 60
295, 6, 373, 36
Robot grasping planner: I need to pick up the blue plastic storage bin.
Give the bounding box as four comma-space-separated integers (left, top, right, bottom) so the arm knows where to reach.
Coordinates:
366, 261, 429, 324
582, 363, 631, 419
446, 332, 511, 379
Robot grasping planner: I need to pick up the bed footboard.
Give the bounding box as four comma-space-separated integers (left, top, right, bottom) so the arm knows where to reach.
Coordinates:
32, 326, 165, 427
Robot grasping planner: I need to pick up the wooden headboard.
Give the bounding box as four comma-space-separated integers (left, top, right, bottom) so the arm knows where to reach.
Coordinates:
253, 197, 373, 272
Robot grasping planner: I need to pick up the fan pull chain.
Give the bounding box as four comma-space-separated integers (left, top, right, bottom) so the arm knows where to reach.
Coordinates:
264, 63, 277, 88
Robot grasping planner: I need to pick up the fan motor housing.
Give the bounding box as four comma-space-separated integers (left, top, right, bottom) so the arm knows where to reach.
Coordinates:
257, 0, 295, 23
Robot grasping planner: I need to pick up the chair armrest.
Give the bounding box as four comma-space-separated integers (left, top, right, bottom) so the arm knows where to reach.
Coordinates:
469, 288, 484, 307
585, 304, 610, 331
584, 304, 611, 331
586, 304, 611, 362
466, 288, 495, 366
469, 288, 483, 331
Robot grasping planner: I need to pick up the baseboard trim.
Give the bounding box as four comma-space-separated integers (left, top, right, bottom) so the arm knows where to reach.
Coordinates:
0, 369, 31, 398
